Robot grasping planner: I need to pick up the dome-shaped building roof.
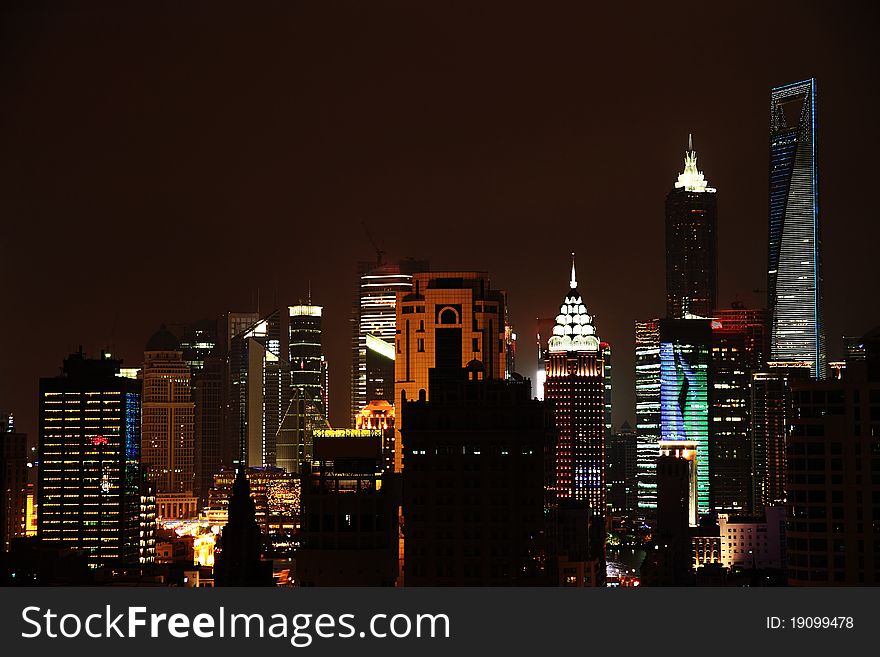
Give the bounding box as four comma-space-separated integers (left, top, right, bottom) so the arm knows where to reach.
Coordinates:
145, 325, 180, 352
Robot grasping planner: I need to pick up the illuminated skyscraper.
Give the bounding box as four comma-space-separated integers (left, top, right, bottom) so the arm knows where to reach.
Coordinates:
543, 255, 605, 513
141, 326, 195, 504
768, 79, 825, 378
230, 310, 292, 468
666, 135, 717, 320
709, 307, 769, 514
38, 351, 145, 568
351, 258, 428, 424
393, 271, 508, 472
660, 318, 711, 517
635, 318, 661, 517
289, 304, 327, 415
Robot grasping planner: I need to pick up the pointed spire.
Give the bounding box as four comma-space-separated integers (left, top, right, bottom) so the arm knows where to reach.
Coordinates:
675, 133, 715, 193
569, 252, 577, 289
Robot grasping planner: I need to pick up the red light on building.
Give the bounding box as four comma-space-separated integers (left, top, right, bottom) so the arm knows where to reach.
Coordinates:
90, 435, 108, 446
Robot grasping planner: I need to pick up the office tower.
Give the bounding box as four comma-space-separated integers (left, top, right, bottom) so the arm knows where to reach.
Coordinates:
289, 304, 327, 414
230, 309, 292, 468
666, 135, 718, 320
768, 79, 825, 378
193, 349, 227, 504
543, 255, 606, 514
660, 318, 711, 517
296, 429, 399, 586
141, 327, 196, 516
402, 368, 554, 585
709, 308, 769, 514
38, 351, 144, 568
786, 328, 880, 585
0, 419, 28, 552
750, 363, 811, 510
602, 342, 612, 436
352, 258, 429, 423
606, 422, 638, 517
635, 318, 661, 517
214, 468, 274, 586
393, 271, 508, 472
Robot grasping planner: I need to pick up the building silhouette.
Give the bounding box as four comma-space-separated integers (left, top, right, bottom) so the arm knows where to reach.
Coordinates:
786, 328, 880, 585
768, 79, 825, 378
214, 467, 274, 586
0, 415, 28, 552
401, 367, 554, 585
666, 135, 717, 320
296, 429, 399, 586
606, 422, 638, 516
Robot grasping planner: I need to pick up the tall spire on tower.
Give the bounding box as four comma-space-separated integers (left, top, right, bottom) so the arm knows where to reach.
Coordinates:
570, 251, 577, 289
675, 133, 715, 193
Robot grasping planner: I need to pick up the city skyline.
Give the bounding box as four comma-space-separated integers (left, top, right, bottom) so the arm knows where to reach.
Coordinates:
2, 1, 879, 442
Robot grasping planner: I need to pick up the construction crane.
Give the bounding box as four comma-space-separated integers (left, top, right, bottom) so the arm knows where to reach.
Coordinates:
362, 221, 385, 267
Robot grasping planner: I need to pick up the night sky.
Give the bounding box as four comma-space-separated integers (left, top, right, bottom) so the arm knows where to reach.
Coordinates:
2, 0, 879, 439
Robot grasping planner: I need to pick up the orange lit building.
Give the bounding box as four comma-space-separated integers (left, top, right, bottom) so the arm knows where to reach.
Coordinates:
141, 326, 196, 512
393, 271, 508, 472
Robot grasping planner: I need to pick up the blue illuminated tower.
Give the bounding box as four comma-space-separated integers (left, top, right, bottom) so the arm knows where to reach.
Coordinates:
768, 79, 825, 378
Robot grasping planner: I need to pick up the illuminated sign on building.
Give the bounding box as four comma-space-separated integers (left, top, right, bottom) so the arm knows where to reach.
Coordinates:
660, 319, 710, 516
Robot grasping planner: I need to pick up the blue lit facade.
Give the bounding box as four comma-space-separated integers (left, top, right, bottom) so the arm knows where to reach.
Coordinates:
659, 319, 710, 516
768, 78, 825, 378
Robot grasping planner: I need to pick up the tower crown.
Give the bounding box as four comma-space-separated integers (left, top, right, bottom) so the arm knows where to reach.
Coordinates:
675, 134, 715, 193
548, 252, 599, 353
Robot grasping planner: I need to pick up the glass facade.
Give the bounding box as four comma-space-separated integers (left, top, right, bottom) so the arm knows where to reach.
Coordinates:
768, 78, 825, 378
659, 319, 710, 516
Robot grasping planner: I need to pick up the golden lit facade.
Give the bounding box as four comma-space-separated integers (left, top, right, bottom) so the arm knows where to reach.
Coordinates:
141, 330, 195, 501
393, 271, 507, 472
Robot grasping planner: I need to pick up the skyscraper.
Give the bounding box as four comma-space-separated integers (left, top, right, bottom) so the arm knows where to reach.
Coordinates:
708, 308, 769, 515
659, 318, 711, 517
0, 417, 27, 552
393, 271, 508, 472
141, 326, 196, 512
351, 258, 428, 424
606, 422, 638, 517
289, 304, 328, 414
230, 310, 292, 468
543, 255, 606, 513
635, 318, 661, 517
666, 135, 717, 320
38, 351, 145, 568
768, 79, 825, 378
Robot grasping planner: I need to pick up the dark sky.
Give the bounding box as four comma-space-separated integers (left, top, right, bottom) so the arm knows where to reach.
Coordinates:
2, 0, 879, 438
